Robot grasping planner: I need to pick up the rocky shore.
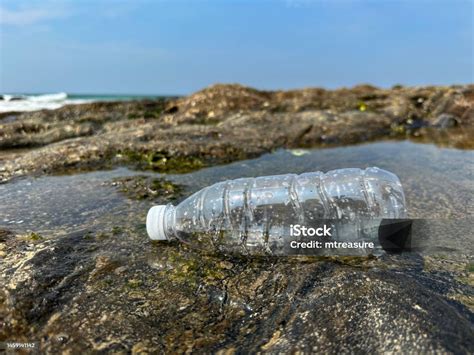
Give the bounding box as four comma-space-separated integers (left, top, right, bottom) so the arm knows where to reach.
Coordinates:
1, 84, 473, 353
1, 84, 473, 182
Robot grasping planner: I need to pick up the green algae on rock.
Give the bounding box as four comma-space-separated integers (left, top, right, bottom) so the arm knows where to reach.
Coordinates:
121, 150, 205, 173
28, 232, 43, 241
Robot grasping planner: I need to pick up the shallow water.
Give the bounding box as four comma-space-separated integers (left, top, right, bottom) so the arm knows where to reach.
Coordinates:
0, 168, 143, 236
1, 140, 472, 257
170, 141, 473, 219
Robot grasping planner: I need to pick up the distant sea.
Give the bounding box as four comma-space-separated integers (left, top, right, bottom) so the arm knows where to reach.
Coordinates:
0, 92, 174, 113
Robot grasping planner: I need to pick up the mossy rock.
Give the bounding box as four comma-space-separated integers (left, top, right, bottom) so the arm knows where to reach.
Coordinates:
123, 150, 204, 173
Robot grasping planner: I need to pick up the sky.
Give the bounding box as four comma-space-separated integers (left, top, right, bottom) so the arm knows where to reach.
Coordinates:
0, 0, 472, 95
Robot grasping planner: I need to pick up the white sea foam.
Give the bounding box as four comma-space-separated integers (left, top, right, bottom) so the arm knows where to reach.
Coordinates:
28, 92, 68, 102
0, 93, 93, 113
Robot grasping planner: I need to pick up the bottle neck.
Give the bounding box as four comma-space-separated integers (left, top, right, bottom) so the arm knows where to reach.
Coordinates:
163, 204, 177, 240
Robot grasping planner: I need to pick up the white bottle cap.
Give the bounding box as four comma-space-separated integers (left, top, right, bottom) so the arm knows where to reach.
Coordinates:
146, 205, 168, 240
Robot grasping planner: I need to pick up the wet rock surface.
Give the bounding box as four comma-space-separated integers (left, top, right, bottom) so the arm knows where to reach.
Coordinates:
1, 84, 473, 353
105, 176, 185, 201
1, 228, 473, 353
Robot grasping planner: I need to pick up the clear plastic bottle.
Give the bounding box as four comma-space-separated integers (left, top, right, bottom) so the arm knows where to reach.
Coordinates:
146, 167, 407, 256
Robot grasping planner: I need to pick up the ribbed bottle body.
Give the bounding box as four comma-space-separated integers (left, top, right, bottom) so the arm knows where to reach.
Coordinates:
164, 167, 406, 255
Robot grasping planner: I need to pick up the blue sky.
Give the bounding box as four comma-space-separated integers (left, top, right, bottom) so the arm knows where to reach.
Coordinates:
0, 0, 472, 94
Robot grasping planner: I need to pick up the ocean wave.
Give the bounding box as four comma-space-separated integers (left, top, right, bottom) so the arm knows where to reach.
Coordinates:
28, 92, 68, 102
0, 92, 92, 113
